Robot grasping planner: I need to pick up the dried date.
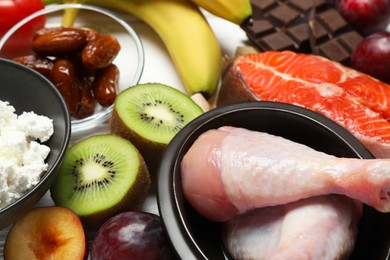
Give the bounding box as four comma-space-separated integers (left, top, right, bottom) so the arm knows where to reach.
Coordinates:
82, 34, 121, 70
77, 78, 95, 118
50, 58, 82, 117
12, 54, 54, 78
13, 26, 122, 119
32, 27, 87, 56
80, 27, 100, 43
92, 63, 119, 107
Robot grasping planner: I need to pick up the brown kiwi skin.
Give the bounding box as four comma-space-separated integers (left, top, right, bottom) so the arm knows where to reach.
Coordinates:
81, 152, 150, 231
110, 107, 166, 175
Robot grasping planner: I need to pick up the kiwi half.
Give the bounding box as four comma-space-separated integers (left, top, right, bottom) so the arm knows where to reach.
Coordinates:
111, 83, 204, 172
50, 134, 150, 230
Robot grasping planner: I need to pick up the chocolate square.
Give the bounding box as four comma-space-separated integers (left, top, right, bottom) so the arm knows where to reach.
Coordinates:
268, 5, 301, 26
318, 39, 350, 64
338, 31, 364, 52
247, 20, 276, 38
258, 32, 297, 51
286, 23, 310, 51
316, 9, 349, 36
288, 0, 327, 12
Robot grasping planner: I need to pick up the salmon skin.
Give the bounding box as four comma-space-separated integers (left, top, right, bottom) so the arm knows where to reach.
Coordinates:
218, 51, 390, 159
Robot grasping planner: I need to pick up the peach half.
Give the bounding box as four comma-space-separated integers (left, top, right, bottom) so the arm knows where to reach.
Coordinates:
4, 206, 88, 259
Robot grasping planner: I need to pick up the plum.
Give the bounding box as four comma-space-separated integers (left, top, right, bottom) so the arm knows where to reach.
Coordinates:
351, 31, 390, 84
91, 211, 175, 260
337, 0, 390, 35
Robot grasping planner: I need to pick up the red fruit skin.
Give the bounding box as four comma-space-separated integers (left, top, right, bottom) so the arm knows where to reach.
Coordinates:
91, 211, 175, 260
337, 0, 390, 35
0, 0, 46, 58
351, 31, 390, 84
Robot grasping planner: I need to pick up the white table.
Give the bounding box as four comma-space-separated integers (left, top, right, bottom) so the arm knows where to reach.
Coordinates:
0, 10, 248, 257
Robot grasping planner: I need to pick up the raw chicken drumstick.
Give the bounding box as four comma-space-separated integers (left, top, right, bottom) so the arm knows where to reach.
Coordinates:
181, 126, 390, 222
223, 195, 362, 260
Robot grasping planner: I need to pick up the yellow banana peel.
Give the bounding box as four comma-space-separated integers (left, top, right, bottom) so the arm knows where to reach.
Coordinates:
61, 0, 86, 26
191, 0, 252, 25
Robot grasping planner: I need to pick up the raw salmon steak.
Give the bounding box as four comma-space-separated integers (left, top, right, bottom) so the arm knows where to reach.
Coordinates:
218, 51, 390, 159
181, 126, 390, 222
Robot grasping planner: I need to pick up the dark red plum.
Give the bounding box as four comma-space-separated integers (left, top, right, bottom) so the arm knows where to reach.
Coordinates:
91, 211, 175, 260
351, 31, 390, 84
337, 0, 390, 35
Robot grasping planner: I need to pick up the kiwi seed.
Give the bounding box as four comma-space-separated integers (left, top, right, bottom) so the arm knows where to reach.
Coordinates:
50, 134, 150, 230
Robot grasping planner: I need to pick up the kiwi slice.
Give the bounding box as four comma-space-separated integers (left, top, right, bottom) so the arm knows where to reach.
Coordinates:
50, 134, 150, 230
111, 83, 204, 172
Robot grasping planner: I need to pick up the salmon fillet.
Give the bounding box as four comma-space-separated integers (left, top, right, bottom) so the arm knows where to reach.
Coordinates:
218, 51, 390, 158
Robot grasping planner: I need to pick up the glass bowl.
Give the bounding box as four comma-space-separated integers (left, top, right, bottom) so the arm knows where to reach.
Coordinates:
0, 4, 145, 137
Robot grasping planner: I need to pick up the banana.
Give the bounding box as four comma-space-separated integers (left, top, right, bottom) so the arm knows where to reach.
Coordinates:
61, 0, 84, 26
44, 0, 222, 99
191, 0, 252, 25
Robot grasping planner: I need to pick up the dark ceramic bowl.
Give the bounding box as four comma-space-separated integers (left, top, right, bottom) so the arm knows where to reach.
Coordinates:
157, 101, 390, 260
0, 58, 71, 229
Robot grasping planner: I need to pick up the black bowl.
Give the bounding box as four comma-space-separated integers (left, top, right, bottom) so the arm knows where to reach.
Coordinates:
0, 58, 71, 229
157, 101, 390, 260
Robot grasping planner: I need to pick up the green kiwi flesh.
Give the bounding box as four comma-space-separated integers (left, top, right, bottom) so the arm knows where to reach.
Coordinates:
50, 134, 150, 230
110, 83, 204, 171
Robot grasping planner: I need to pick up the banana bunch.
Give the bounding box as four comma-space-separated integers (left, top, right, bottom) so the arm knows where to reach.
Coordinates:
44, 0, 223, 100
44, 0, 253, 100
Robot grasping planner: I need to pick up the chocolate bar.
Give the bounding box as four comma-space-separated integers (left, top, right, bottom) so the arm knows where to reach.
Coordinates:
241, 0, 363, 65
308, 8, 363, 64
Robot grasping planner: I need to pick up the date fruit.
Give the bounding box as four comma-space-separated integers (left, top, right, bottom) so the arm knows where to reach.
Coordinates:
80, 27, 100, 42
13, 26, 122, 119
82, 34, 121, 70
93, 64, 120, 106
12, 54, 54, 78
50, 58, 82, 117
32, 27, 87, 56
77, 79, 95, 119
91, 211, 175, 260
351, 31, 390, 84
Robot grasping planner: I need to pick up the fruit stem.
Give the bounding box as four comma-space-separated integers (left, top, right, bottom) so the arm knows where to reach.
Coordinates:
191, 93, 211, 112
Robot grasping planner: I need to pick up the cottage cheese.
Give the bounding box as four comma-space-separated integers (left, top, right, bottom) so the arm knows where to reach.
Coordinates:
0, 100, 54, 209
